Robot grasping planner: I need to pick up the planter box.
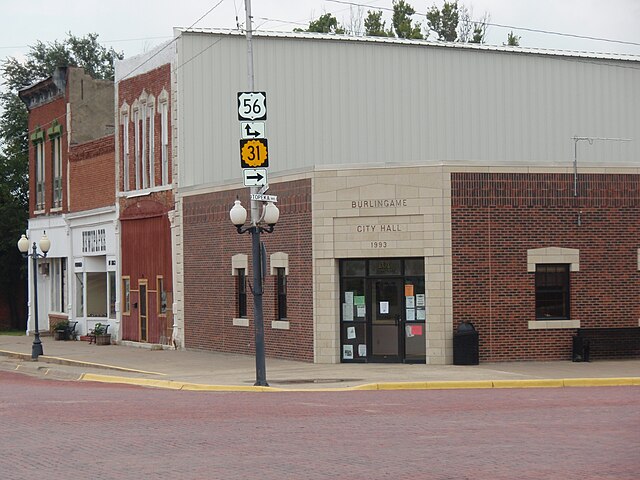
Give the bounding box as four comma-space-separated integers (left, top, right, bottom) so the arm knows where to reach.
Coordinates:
54, 330, 66, 341
94, 334, 111, 345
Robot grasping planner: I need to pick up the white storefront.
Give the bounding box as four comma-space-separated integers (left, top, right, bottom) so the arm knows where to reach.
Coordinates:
25, 207, 118, 339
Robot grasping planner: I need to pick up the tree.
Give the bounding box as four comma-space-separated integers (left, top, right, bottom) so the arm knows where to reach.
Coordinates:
364, 10, 395, 37
427, 0, 459, 41
0, 32, 122, 329
506, 31, 521, 46
426, 1, 489, 43
392, 0, 423, 39
295, 13, 346, 34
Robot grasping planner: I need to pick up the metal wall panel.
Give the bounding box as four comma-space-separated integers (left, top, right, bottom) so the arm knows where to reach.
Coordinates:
176, 32, 639, 189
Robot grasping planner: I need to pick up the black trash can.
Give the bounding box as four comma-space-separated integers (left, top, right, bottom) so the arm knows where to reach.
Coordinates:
453, 321, 479, 365
572, 336, 590, 362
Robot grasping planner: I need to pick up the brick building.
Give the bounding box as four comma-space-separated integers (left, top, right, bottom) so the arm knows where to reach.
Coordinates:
19, 67, 117, 338
166, 30, 639, 364
112, 30, 640, 364
114, 42, 175, 345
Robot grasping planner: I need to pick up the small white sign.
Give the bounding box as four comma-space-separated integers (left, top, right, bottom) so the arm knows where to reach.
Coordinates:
243, 169, 268, 187
250, 193, 278, 203
241, 122, 266, 139
237, 92, 267, 121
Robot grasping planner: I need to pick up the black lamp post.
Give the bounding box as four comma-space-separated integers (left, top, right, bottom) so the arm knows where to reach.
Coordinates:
18, 232, 51, 360
230, 199, 279, 386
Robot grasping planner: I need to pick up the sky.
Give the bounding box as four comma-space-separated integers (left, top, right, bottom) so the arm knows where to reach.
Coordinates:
1, 0, 639, 74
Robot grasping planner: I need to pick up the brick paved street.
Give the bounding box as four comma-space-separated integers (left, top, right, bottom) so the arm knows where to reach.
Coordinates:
1, 371, 638, 479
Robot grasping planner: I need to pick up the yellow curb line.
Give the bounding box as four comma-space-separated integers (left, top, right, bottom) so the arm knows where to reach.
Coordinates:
78, 374, 640, 392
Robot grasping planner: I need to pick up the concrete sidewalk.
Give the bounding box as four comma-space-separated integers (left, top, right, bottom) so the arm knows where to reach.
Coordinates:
1, 334, 639, 391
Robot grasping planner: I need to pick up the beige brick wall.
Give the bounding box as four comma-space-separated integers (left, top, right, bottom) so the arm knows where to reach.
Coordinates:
312, 166, 452, 364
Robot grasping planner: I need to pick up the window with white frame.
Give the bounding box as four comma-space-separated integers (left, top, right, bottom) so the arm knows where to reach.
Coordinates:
32, 129, 45, 210
50, 258, 67, 313
159, 90, 169, 185
121, 103, 130, 190
48, 122, 63, 208
147, 95, 155, 188
140, 96, 149, 189
133, 102, 141, 190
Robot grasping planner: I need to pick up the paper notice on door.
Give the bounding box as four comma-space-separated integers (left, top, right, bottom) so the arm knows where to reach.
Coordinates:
416, 309, 426, 320
416, 294, 425, 307
406, 308, 415, 321
406, 296, 415, 308
346, 326, 356, 339
356, 305, 366, 317
380, 301, 389, 314
343, 344, 354, 360
342, 303, 353, 321
354, 296, 365, 306
345, 291, 354, 305
406, 325, 414, 337
411, 325, 423, 336
405, 284, 414, 296
358, 344, 367, 357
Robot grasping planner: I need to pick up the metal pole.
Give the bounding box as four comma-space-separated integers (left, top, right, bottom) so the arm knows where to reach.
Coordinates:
245, 0, 268, 386
31, 242, 43, 359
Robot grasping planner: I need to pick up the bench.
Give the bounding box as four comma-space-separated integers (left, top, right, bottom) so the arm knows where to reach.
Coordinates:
572, 327, 640, 361
88, 323, 110, 345
64, 321, 78, 340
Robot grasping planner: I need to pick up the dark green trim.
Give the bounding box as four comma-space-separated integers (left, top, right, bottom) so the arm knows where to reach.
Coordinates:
47, 120, 62, 138
31, 128, 44, 143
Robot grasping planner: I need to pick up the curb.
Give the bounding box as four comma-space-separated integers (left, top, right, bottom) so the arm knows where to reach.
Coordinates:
78, 373, 640, 392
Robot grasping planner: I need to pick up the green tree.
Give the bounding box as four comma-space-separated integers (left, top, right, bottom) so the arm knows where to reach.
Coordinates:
427, 1, 489, 43
0, 32, 121, 329
426, 0, 459, 41
295, 13, 346, 34
364, 10, 395, 37
392, 0, 423, 39
506, 30, 521, 46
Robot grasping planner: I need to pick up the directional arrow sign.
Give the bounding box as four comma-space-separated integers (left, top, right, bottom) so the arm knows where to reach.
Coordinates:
241, 122, 265, 139
243, 168, 268, 187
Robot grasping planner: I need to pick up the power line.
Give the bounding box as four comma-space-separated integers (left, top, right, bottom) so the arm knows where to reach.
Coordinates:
325, 0, 640, 48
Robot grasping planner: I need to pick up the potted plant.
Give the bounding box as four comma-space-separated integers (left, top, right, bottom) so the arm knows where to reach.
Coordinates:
53, 320, 69, 340
92, 323, 111, 345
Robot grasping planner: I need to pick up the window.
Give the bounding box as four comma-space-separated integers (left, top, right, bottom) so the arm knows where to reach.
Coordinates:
535, 264, 570, 319
109, 272, 116, 319
122, 277, 131, 314
122, 109, 130, 190
146, 96, 155, 188
86, 272, 108, 317
75, 273, 84, 317
159, 97, 169, 185
34, 136, 45, 210
50, 258, 67, 313
133, 105, 141, 190
51, 134, 62, 208
276, 267, 287, 320
237, 269, 247, 318
157, 276, 167, 314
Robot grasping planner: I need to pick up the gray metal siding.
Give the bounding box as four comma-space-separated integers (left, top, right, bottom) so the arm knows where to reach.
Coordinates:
176, 32, 639, 189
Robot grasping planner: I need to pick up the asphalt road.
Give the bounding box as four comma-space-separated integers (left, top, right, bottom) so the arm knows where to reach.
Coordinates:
1, 371, 639, 479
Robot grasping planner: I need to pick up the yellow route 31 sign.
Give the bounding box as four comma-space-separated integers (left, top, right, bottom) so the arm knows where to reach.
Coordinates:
240, 138, 269, 168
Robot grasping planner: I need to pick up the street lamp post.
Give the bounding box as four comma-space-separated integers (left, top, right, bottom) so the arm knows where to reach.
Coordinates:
230, 199, 279, 386
17, 232, 51, 360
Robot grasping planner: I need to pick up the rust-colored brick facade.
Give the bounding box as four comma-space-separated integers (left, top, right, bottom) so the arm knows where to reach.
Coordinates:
182, 179, 313, 362
451, 172, 640, 361
69, 135, 115, 212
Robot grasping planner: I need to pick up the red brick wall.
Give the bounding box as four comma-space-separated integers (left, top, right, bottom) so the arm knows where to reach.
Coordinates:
68, 136, 115, 212
451, 172, 640, 361
118, 63, 171, 192
26, 97, 67, 216
183, 179, 314, 362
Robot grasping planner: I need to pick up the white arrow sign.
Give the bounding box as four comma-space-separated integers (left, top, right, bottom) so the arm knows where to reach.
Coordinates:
243, 169, 268, 187
241, 122, 265, 139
